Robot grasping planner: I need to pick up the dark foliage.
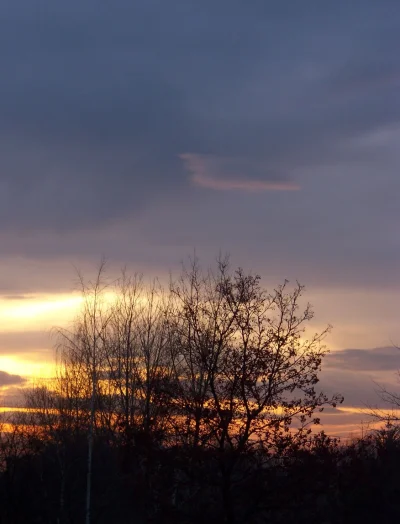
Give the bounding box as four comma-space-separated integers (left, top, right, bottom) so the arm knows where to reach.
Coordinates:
2, 428, 400, 523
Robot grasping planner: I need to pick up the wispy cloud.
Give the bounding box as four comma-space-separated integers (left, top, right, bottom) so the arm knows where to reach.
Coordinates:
180, 153, 300, 192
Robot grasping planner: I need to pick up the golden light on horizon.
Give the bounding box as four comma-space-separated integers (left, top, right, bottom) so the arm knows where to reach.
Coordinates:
0, 289, 348, 418
0, 293, 85, 382
0, 290, 146, 382
0, 355, 56, 380
0, 293, 84, 332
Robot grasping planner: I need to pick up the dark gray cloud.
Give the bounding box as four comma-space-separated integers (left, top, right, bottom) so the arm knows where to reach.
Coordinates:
320, 347, 400, 408
0, 1, 399, 227
319, 367, 391, 409
325, 347, 400, 372
0, 0, 399, 295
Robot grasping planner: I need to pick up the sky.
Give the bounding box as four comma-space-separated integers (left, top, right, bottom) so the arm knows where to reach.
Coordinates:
1, 0, 400, 436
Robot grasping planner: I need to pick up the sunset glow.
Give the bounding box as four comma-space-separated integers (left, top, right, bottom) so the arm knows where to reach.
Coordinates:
1, 3, 400, 519
0, 294, 83, 332
0, 294, 84, 384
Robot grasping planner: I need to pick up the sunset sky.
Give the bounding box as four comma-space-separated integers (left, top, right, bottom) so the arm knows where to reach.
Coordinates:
1, 1, 400, 437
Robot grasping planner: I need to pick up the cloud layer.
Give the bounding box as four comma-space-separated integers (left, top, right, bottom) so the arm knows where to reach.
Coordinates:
321, 347, 400, 409
0, 1, 399, 366
1, 1, 399, 234
325, 347, 400, 372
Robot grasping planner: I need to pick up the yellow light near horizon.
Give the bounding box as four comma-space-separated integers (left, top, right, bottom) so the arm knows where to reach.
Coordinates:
0, 293, 86, 384
5, 296, 82, 318
0, 294, 84, 332
0, 290, 137, 382
0, 355, 55, 380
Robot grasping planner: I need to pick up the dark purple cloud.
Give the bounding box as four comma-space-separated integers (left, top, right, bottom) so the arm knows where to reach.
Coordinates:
325, 347, 400, 372
0, 370, 26, 387
0, 331, 52, 355
320, 347, 400, 409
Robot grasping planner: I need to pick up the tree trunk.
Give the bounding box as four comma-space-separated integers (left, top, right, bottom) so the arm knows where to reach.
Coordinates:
86, 371, 96, 524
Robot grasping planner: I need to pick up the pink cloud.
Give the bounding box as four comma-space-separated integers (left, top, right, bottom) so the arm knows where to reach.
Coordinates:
179, 153, 300, 192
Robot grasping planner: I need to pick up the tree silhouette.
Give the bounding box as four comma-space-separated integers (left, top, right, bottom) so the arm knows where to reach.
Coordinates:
0, 254, 348, 523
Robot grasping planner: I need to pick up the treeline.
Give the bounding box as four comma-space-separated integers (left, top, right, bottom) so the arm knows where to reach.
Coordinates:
3, 416, 400, 523
0, 257, 398, 523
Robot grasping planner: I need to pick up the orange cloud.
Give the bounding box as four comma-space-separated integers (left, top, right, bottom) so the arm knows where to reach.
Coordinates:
180, 153, 300, 192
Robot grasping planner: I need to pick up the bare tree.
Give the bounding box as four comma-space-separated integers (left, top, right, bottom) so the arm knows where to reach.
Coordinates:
167, 256, 342, 522
40, 254, 342, 523
105, 273, 173, 447
56, 260, 112, 524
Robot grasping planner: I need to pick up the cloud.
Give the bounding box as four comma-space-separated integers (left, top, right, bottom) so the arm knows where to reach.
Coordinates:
0, 331, 52, 355
0, 0, 398, 301
324, 347, 400, 372
0, 371, 26, 387
0, 0, 398, 234
319, 367, 391, 408
180, 153, 300, 192
319, 347, 400, 409
2, 295, 37, 301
